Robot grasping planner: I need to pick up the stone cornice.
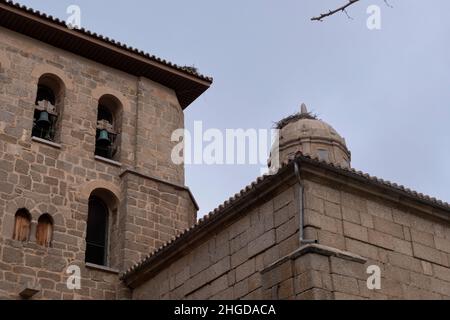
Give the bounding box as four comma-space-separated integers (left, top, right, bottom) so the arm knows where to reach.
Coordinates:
262, 244, 367, 275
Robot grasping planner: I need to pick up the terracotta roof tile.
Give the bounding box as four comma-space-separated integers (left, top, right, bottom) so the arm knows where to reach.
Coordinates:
0, 0, 212, 82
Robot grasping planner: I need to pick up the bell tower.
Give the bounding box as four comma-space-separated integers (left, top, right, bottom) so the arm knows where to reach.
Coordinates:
0, 1, 211, 300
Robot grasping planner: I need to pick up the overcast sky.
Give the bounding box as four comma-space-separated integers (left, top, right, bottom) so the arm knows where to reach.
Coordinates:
17, 0, 450, 215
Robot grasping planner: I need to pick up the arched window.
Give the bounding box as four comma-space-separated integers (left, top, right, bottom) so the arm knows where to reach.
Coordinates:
13, 209, 31, 242
95, 95, 122, 161
32, 74, 65, 142
85, 196, 109, 266
36, 214, 54, 247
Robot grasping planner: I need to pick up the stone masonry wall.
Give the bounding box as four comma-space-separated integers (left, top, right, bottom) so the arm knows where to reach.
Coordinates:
120, 171, 197, 271
132, 182, 301, 299
260, 244, 367, 300
0, 27, 196, 299
301, 177, 450, 299
132, 171, 450, 300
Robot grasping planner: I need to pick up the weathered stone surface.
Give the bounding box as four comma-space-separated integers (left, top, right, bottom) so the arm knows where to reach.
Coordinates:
130, 179, 450, 300
2, 19, 450, 302
0, 25, 197, 301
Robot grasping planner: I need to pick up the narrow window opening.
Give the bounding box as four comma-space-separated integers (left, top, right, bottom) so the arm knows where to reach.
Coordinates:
32, 75, 64, 143
85, 196, 109, 266
317, 149, 330, 162
95, 96, 122, 161
13, 209, 31, 242
95, 106, 116, 159
36, 214, 53, 247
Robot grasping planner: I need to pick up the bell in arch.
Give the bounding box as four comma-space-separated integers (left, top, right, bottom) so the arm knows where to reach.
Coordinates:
37, 111, 51, 128
97, 129, 111, 147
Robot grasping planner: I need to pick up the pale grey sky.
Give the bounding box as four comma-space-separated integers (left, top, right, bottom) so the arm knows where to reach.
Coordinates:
17, 0, 450, 215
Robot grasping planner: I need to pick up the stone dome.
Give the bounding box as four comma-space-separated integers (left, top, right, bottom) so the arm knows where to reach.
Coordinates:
269, 104, 351, 169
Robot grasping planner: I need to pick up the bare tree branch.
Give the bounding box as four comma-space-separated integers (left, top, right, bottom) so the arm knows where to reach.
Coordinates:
311, 0, 361, 22
343, 8, 354, 20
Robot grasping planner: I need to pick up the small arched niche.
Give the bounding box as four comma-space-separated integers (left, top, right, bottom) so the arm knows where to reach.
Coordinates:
32, 74, 66, 142
36, 214, 54, 247
85, 188, 120, 267
13, 209, 32, 242
95, 95, 123, 162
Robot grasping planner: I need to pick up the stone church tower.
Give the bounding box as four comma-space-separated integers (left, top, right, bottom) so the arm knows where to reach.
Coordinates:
0, 1, 211, 299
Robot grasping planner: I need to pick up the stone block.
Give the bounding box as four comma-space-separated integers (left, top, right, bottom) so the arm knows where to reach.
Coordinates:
330, 257, 366, 280
235, 259, 256, 283
248, 230, 276, 258
392, 237, 413, 256
294, 253, 330, 275
2, 246, 23, 264
412, 242, 444, 265
346, 238, 378, 261
435, 237, 450, 254
343, 221, 368, 242
368, 229, 394, 251
373, 216, 404, 239
332, 274, 360, 296
367, 200, 393, 221
342, 206, 361, 224
411, 229, 435, 248
324, 201, 341, 219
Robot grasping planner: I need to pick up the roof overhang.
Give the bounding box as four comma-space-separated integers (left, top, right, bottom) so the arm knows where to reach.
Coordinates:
0, 1, 212, 109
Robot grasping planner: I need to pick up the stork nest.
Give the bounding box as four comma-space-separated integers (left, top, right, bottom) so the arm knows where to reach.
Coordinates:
275, 111, 318, 129
182, 66, 199, 74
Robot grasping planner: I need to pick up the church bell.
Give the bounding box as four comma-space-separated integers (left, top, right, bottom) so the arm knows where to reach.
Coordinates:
37, 111, 51, 128
97, 129, 111, 146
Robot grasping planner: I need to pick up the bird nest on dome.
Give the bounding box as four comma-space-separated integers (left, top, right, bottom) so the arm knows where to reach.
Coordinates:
275, 103, 318, 129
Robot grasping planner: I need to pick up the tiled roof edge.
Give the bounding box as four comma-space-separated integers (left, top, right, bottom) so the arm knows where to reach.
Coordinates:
1, 0, 213, 83
121, 153, 450, 281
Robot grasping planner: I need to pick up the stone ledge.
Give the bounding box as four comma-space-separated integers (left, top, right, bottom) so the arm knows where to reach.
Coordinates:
31, 136, 62, 149
94, 155, 122, 167
85, 263, 120, 274
262, 243, 367, 274
19, 283, 41, 299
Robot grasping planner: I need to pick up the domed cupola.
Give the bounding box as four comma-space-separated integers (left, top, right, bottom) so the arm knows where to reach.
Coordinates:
270, 103, 351, 169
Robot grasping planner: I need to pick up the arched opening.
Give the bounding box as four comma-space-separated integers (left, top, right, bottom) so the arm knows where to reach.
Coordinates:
95, 95, 122, 161
32, 74, 65, 142
85, 196, 108, 265
85, 189, 119, 267
36, 214, 54, 247
13, 209, 31, 242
